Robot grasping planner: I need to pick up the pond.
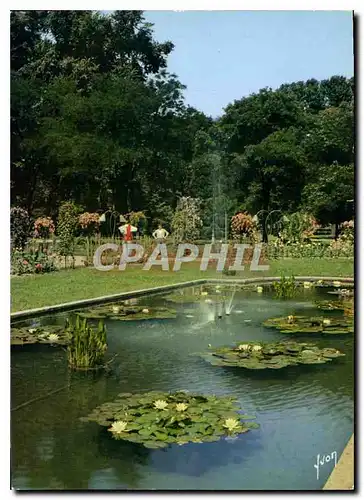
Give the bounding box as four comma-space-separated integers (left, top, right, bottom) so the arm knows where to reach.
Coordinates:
11, 284, 354, 490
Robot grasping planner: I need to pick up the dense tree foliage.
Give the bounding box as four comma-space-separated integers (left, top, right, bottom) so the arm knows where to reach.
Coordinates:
11, 10, 354, 236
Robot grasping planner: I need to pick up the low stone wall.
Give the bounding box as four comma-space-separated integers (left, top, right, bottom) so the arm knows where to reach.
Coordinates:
10, 276, 354, 323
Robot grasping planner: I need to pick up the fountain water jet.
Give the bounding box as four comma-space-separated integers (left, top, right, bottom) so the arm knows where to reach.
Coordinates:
225, 287, 236, 316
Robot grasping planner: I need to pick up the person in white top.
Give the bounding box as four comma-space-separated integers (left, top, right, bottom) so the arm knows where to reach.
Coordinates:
152, 224, 169, 242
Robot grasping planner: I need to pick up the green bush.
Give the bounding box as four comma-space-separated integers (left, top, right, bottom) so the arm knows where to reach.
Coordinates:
10, 207, 30, 250
57, 202, 80, 266
279, 212, 319, 243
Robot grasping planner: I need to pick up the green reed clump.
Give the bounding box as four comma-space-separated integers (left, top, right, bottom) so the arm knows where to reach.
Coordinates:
273, 274, 297, 299
66, 315, 107, 370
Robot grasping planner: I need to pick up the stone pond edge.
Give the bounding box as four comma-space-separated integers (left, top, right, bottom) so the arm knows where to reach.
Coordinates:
323, 434, 354, 490
11, 275, 354, 322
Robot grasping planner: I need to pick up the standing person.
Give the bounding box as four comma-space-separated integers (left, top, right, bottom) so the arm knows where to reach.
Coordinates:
153, 224, 169, 243
124, 222, 133, 242
118, 222, 136, 242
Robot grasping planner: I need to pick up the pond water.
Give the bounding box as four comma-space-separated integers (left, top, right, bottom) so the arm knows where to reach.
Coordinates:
11, 285, 354, 490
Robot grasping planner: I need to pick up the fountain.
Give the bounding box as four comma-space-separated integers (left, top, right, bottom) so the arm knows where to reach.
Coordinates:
191, 302, 216, 331
217, 301, 224, 319
225, 287, 236, 316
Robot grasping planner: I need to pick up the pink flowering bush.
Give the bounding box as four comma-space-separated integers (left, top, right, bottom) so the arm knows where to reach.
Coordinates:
328, 221, 354, 257
79, 212, 100, 235
339, 220, 354, 243
328, 237, 354, 258
34, 217, 55, 239
231, 212, 258, 242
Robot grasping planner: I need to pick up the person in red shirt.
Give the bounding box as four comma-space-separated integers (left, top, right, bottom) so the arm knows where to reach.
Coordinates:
124, 223, 132, 242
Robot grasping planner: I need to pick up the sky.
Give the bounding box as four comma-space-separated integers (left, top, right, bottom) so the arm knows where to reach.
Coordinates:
143, 10, 354, 117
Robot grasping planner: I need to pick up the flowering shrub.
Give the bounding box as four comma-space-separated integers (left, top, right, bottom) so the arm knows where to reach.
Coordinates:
125, 211, 148, 233
231, 212, 258, 242
10, 207, 30, 250
328, 236, 354, 258
339, 220, 354, 244
79, 212, 100, 235
279, 212, 319, 243
267, 237, 353, 260
302, 215, 320, 240
11, 249, 57, 275
34, 217, 55, 239
171, 196, 203, 243
341, 220, 354, 230
268, 239, 326, 259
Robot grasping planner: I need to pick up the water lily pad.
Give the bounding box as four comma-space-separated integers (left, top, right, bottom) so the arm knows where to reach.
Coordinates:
81, 390, 258, 448
198, 341, 345, 370
77, 305, 177, 321
11, 325, 69, 346
263, 314, 353, 336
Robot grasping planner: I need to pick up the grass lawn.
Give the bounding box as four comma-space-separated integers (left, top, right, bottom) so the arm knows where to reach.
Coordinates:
11, 258, 354, 312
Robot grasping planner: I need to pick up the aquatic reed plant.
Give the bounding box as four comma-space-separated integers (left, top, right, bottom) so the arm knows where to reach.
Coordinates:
273, 274, 297, 299
66, 315, 107, 370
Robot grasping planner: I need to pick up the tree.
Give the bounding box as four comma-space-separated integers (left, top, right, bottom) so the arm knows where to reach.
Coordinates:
279, 75, 353, 112
321, 75, 354, 108
11, 10, 354, 237
11, 10, 47, 72
303, 163, 354, 237
10, 10, 182, 215
12, 10, 174, 81
231, 128, 306, 241
304, 102, 354, 166
221, 88, 305, 153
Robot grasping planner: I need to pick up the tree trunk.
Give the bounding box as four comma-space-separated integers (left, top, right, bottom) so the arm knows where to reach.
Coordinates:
335, 222, 340, 240
262, 199, 270, 244
26, 168, 38, 215
126, 186, 132, 213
